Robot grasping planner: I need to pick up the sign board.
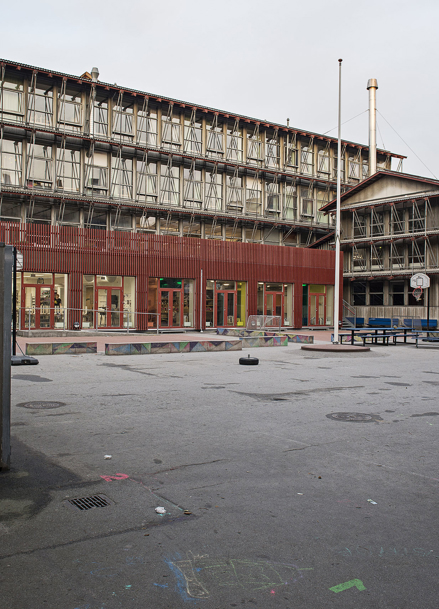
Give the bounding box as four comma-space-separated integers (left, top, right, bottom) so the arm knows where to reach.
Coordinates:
410, 273, 430, 289
16, 251, 23, 270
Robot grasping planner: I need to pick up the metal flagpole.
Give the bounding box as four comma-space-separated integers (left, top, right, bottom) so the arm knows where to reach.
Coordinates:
333, 59, 342, 344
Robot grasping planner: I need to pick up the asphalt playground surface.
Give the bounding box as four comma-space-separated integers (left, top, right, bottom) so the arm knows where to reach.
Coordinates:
1, 338, 438, 608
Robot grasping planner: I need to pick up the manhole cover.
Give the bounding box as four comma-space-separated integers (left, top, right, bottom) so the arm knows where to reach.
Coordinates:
326, 412, 382, 423
16, 401, 66, 410
65, 495, 112, 511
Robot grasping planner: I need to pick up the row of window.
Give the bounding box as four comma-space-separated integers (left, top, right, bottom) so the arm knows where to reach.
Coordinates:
347, 241, 436, 272
350, 204, 431, 239
0, 141, 334, 222
0, 73, 384, 181
352, 280, 426, 307
0, 200, 314, 244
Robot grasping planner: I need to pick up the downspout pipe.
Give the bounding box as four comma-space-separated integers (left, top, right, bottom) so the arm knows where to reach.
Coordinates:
367, 78, 378, 175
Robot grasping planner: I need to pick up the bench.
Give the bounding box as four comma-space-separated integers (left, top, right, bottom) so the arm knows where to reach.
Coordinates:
416, 335, 439, 348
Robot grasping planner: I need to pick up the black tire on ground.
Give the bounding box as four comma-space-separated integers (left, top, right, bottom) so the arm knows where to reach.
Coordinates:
239, 355, 259, 365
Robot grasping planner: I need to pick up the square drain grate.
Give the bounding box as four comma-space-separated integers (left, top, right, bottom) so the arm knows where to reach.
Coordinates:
67, 495, 111, 511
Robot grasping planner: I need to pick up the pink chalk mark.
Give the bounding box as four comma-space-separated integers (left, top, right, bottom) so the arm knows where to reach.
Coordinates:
270, 589, 276, 595
100, 473, 130, 482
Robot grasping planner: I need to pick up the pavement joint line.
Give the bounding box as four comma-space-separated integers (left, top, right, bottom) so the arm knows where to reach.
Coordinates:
0, 515, 194, 562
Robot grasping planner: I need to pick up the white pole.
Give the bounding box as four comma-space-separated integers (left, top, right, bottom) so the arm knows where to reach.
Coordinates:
199, 268, 203, 332
333, 59, 342, 344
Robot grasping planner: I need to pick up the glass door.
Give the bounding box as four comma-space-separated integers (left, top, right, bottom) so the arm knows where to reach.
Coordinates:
160, 289, 182, 327
97, 288, 123, 328
265, 292, 283, 319
22, 285, 54, 329
216, 291, 235, 327
309, 293, 326, 326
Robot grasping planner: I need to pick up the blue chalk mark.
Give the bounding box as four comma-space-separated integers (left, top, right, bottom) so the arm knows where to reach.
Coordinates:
164, 556, 200, 603
154, 583, 169, 588
125, 585, 132, 589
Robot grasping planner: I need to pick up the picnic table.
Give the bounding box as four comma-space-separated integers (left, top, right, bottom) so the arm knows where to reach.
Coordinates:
339, 327, 422, 346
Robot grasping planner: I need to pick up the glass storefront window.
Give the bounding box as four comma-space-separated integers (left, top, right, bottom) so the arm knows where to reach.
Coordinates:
123, 277, 136, 328
96, 275, 122, 287
237, 282, 246, 326
82, 275, 95, 328
206, 280, 214, 327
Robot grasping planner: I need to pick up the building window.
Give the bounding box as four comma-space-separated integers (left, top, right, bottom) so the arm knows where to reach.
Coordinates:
1, 139, 22, 186
300, 185, 314, 218
136, 160, 157, 202
206, 117, 224, 158
94, 98, 108, 136
245, 176, 262, 216
265, 132, 279, 168
226, 123, 243, 162
184, 113, 202, 154
159, 216, 180, 235
85, 151, 108, 194
57, 87, 83, 132
226, 174, 243, 211
160, 164, 180, 206
391, 282, 405, 306
56, 205, 80, 227
27, 83, 53, 128
27, 144, 53, 189
247, 129, 263, 165
0, 199, 22, 222
182, 219, 201, 238
348, 154, 360, 183
369, 281, 384, 306
56, 148, 80, 192
265, 181, 280, 216
300, 144, 313, 175
205, 220, 223, 240
136, 106, 157, 147
317, 147, 330, 176
333, 155, 345, 182
205, 171, 222, 211
371, 210, 384, 236
112, 99, 134, 141
362, 160, 369, 179
285, 134, 298, 168
0, 75, 24, 123
111, 156, 133, 199
283, 183, 297, 220
85, 207, 107, 230
352, 282, 366, 306
408, 239, 425, 266
408, 202, 425, 233
161, 112, 181, 150
110, 210, 132, 231
225, 223, 241, 242
183, 167, 203, 209
136, 214, 157, 233
26, 203, 52, 225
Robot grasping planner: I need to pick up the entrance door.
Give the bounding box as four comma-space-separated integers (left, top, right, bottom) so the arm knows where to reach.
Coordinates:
309, 293, 326, 326
160, 289, 182, 328
216, 291, 235, 327
97, 288, 123, 328
265, 292, 283, 320
22, 285, 54, 329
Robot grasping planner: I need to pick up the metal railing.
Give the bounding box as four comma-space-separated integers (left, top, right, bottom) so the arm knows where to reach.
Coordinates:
342, 299, 356, 327
15, 306, 160, 335
246, 315, 282, 332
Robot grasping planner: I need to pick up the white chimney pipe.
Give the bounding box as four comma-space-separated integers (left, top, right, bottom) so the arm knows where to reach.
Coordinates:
367, 78, 378, 175
91, 67, 99, 82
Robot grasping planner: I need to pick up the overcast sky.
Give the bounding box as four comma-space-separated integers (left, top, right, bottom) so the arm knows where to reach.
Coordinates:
2, 0, 437, 178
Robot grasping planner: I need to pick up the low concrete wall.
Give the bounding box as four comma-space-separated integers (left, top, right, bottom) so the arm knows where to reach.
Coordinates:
241, 336, 288, 348
26, 342, 97, 355
105, 340, 242, 355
